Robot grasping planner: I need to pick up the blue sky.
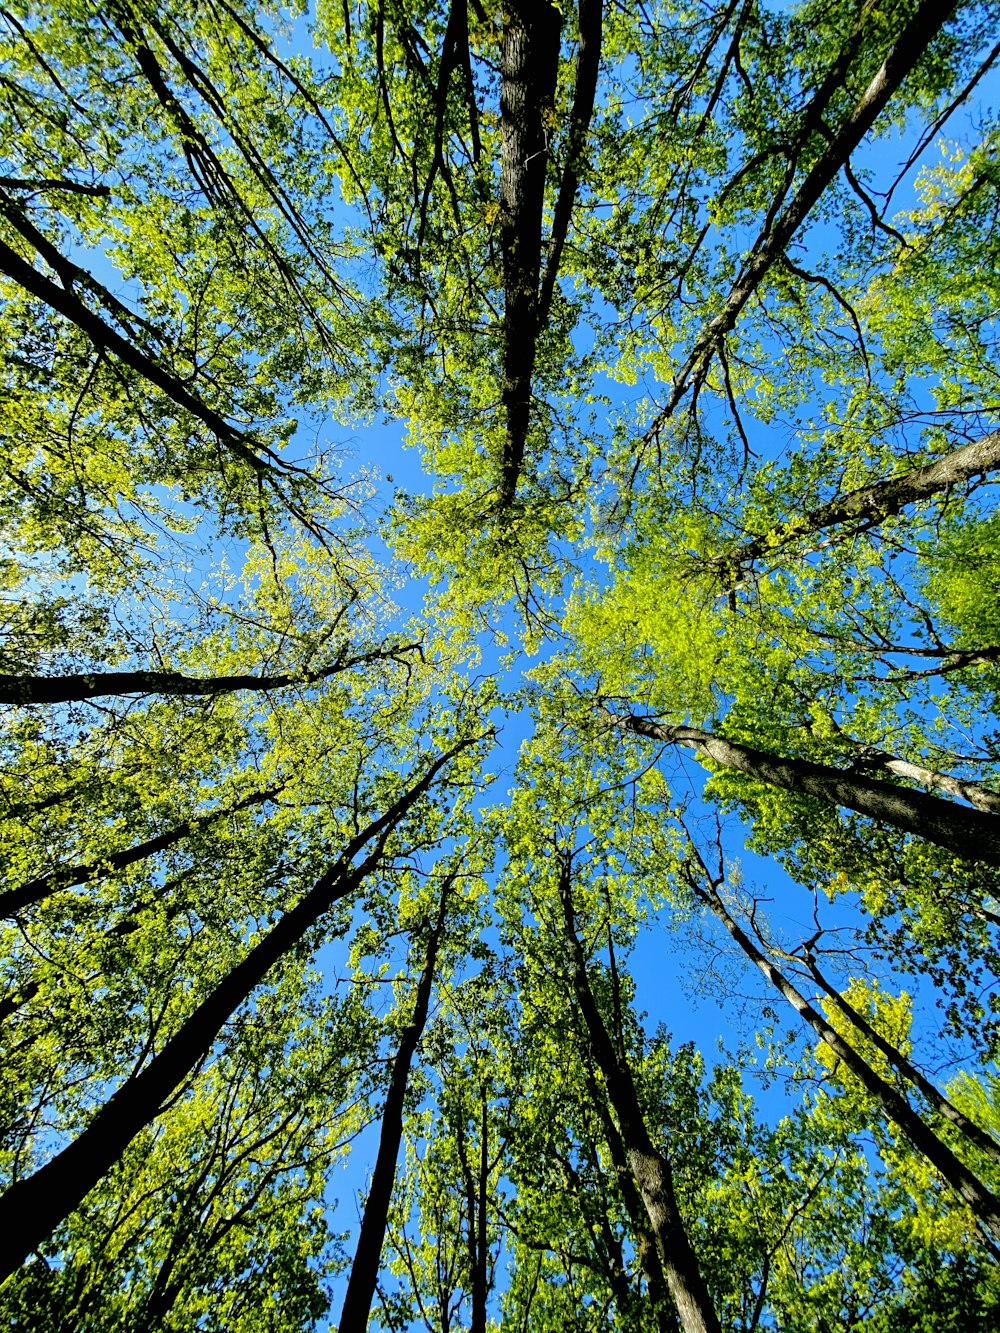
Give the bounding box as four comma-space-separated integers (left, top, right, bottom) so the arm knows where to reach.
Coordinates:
17, 2, 998, 1317
285, 37, 1000, 1305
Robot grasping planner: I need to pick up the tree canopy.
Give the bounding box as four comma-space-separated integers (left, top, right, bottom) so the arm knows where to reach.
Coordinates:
4, 0, 1000, 1327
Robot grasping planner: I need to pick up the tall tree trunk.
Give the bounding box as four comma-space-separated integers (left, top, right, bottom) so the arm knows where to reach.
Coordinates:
454, 1107, 481, 1331
453, 1078, 492, 1333
843, 741, 1000, 816
686, 853, 1000, 1241
536, 0, 603, 320
620, 714, 1000, 867
803, 954, 1000, 1167
558, 857, 722, 1333
337, 871, 454, 1332
472, 1087, 490, 1333
583, 1062, 675, 1332
713, 428, 1000, 586
646, 0, 958, 434
0, 742, 471, 1282
498, 0, 562, 510
0, 642, 420, 706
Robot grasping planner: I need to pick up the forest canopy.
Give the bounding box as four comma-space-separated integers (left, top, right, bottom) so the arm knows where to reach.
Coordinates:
3, 0, 1000, 1328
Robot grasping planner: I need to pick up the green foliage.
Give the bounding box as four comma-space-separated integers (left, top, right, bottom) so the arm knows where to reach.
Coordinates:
5, 0, 1000, 1328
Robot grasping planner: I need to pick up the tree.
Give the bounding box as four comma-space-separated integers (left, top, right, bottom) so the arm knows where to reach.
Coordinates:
338, 864, 460, 1331
0, 972, 364, 1330
5, 0, 1000, 1326
558, 854, 722, 1333
0, 728, 485, 1281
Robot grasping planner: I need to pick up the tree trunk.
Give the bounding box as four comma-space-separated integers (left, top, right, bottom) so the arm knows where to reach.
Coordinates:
537, 0, 603, 320
690, 863, 1000, 1241
647, 0, 957, 434
472, 1088, 489, 1333
847, 743, 1000, 816
454, 1108, 481, 1331
453, 1079, 492, 1333
713, 429, 1000, 586
337, 872, 454, 1332
0, 742, 470, 1282
804, 954, 1000, 1168
621, 714, 1000, 867
0, 642, 420, 707
0, 979, 39, 1024
498, 0, 562, 510
583, 1063, 675, 1332
558, 858, 722, 1333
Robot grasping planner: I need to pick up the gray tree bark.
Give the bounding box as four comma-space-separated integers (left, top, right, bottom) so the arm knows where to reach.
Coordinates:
620, 714, 1000, 867
559, 857, 722, 1333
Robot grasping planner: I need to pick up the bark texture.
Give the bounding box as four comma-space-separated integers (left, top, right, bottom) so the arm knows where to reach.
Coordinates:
622, 715, 1000, 867
498, 0, 562, 510
851, 746, 1000, 816
584, 1063, 676, 1330
559, 859, 722, 1333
